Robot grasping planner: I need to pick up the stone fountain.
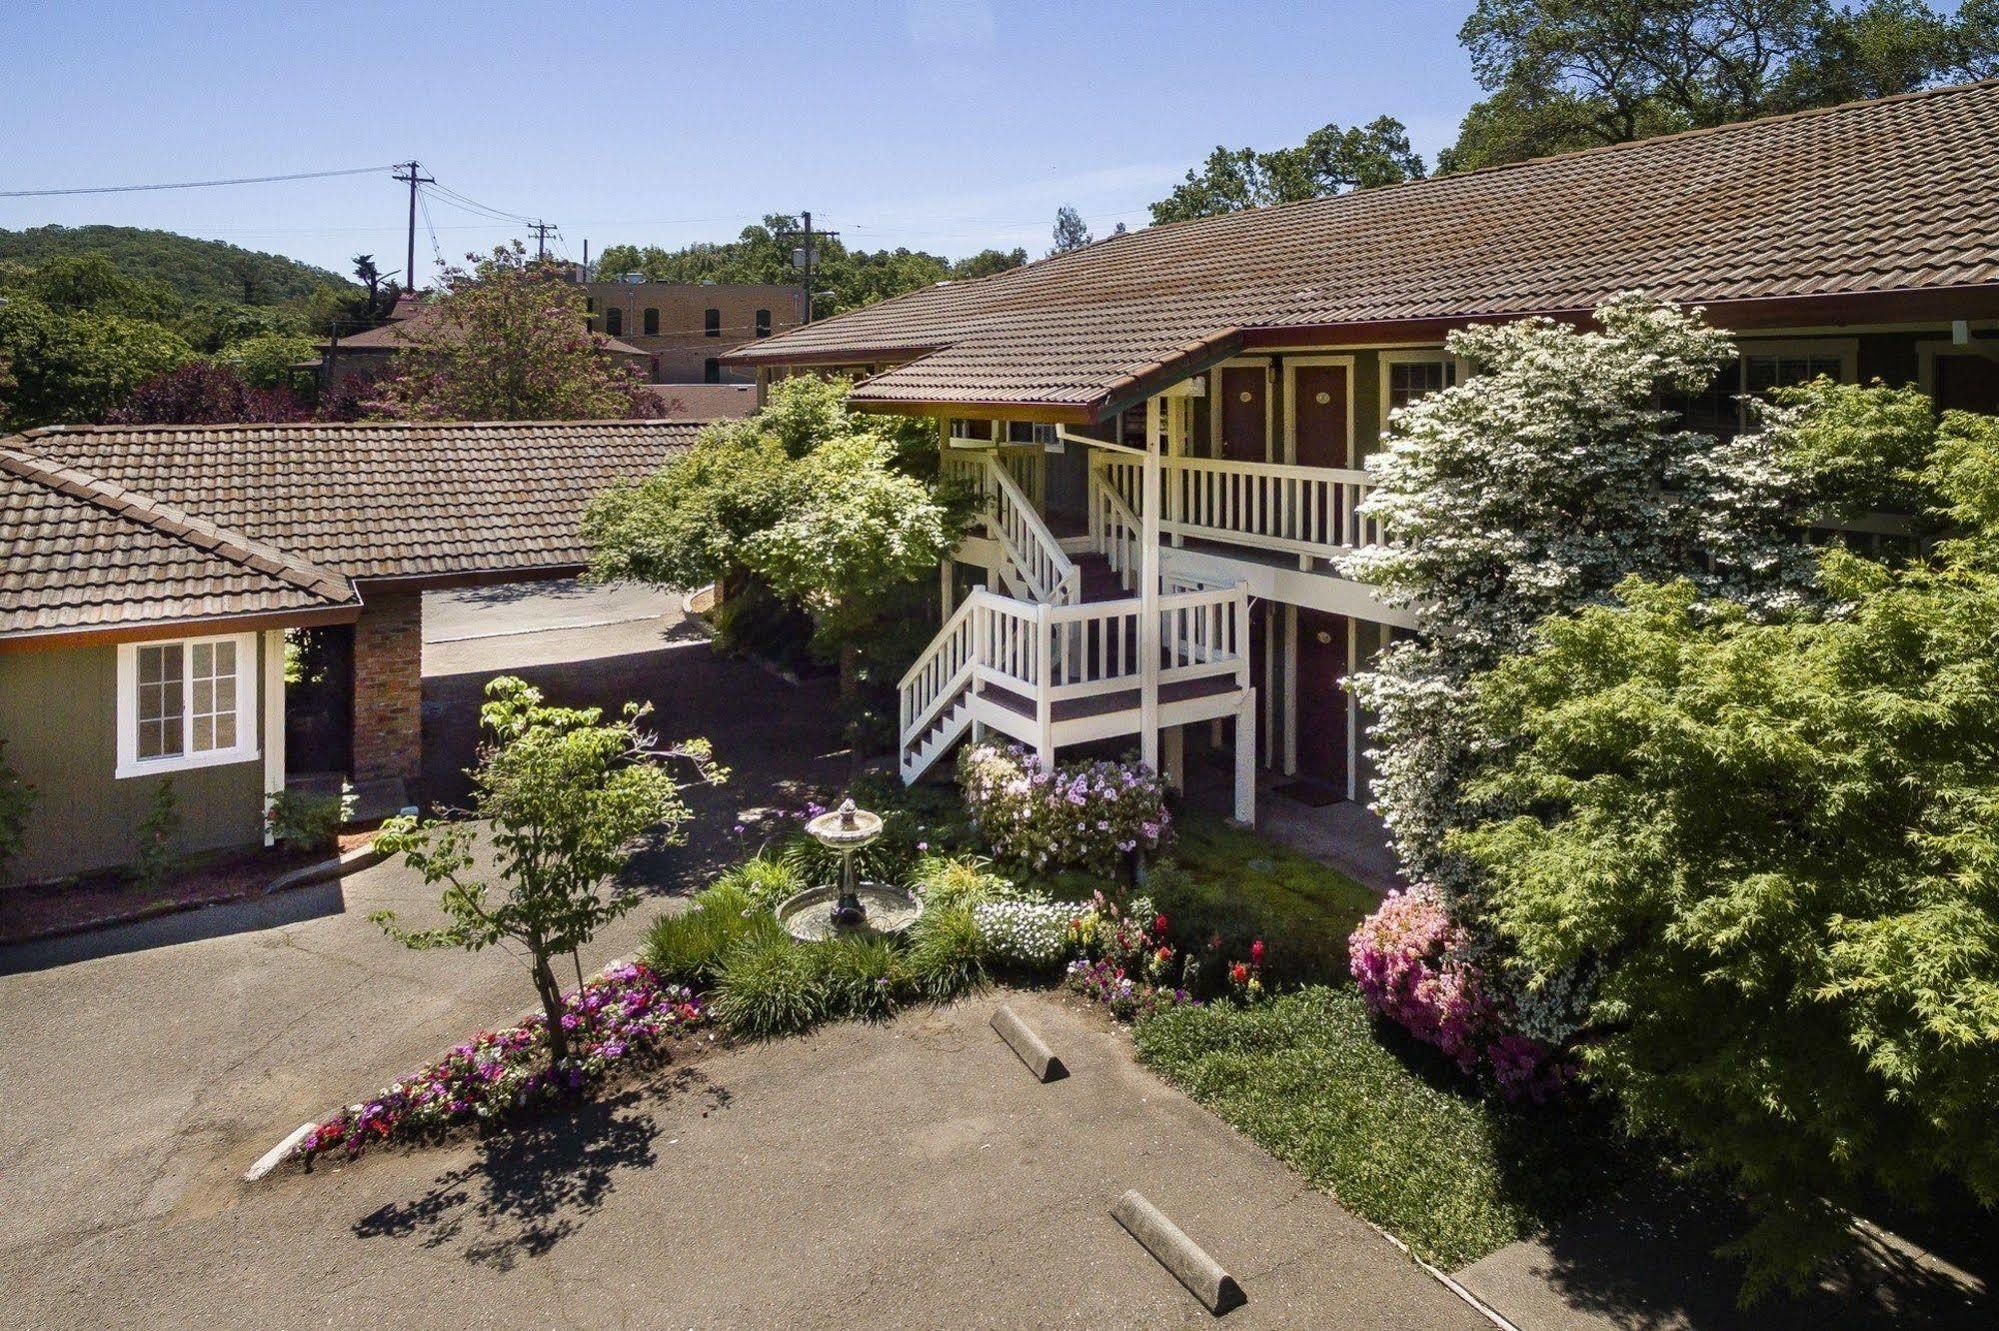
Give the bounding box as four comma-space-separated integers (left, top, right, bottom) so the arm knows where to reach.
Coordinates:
774, 798, 922, 942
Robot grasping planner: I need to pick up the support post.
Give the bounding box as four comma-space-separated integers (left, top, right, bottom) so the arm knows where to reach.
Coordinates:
939, 559, 954, 617
1139, 396, 1163, 772
261, 628, 286, 846
1034, 601, 1055, 770
1164, 724, 1185, 793
1232, 687, 1257, 827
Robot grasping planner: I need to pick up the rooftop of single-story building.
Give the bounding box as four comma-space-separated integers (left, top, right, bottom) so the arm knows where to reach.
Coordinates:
0, 418, 703, 646
724, 79, 1999, 421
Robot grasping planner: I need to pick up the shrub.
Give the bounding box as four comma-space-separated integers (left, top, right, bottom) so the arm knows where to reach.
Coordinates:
130, 778, 181, 891
955, 741, 1168, 876
909, 853, 1012, 910
295, 961, 705, 1165
641, 883, 780, 987
905, 904, 987, 1000
714, 852, 804, 911
711, 930, 829, 1038
816, 933, 912, 1021
1348, 889, 1567, 1103
971, 898, 1076, 971
265, 787, 345, 853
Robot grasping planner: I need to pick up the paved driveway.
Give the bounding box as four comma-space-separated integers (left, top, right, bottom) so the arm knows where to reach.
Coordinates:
0, 588, 849, 1313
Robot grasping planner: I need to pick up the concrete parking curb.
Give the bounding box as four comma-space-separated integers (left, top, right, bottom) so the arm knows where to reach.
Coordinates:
991, 1004, 1067, 1082
1111, 1189, 1246, 1315
264, 843, 387, 896
244, 1123, 316, 1182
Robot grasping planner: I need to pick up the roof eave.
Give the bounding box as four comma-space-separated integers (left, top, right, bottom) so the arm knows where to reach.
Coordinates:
0, 603, 362, 654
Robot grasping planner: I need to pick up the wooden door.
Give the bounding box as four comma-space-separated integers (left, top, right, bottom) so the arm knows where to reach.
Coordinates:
1934, 354, 1999, 415
1219, 365, 1268, 462
1294, 608, 1350, 793
1291, 364, 1349, 468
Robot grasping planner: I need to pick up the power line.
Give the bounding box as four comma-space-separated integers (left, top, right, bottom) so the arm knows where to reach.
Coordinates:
0, 163, 395, 199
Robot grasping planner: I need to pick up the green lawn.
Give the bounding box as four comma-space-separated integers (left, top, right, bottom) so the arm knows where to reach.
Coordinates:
1135, 986, 1635, 1270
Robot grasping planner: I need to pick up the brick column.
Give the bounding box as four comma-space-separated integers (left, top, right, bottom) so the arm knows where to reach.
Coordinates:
352, 591, 423, 785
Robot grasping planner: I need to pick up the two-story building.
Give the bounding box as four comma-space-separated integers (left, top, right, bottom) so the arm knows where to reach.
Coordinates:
581, 280, 802, 383
722, 81, 1999, 826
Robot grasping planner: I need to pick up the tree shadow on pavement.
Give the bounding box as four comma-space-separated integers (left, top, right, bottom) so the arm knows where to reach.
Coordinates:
353, 1068, 730, 1270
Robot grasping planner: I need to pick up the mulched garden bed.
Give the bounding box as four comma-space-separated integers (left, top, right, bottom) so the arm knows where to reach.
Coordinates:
0, 830, 376, 945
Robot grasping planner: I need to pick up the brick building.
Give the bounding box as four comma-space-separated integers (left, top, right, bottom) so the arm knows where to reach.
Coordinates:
580, 280, 802, 383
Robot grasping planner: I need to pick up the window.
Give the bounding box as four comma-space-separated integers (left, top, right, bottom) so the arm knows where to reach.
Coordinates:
1663, 340, 1856, 438
642, 307, 659, 336
605, 306, 623, 336
584, 296, 595, 314
1744, 350, 1847, 393
117, 634, 258, 778
704, 308, 722, 338
755, 308, 772, 338
1383, 355, 1457, 415
704, 358, 721, 384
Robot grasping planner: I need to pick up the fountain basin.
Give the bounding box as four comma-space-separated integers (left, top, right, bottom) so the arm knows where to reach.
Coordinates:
775, 884, 923, 942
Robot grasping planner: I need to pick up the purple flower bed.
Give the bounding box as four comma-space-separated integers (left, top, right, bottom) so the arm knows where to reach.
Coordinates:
957, 742, 1169, 876
1348, 889, 1570, 1104
294, 962, 707, 1164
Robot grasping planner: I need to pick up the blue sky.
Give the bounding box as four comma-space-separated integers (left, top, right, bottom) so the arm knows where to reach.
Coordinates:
0, 0, 1480, 283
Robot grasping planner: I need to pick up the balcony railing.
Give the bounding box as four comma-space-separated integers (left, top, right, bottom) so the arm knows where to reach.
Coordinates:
1090, 452, 1396, 566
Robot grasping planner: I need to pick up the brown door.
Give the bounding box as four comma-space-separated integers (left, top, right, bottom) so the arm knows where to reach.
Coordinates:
1934, 354, 1999, 415
1294, 608, 1350, 793
1219, 365, 1268, 461
1291, 364, 1349, 468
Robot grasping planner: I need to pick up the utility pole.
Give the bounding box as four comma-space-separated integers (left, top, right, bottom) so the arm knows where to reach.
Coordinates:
392, 161, 433, 294
791, 211, 839, 324
529, 219, 556, 261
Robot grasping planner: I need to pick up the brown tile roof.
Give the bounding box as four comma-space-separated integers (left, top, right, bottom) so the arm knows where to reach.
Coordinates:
328, 300, 649, 358
12, 420, 705, 589
727, 80, 1999, 416
652, 383, 759, 421
0, 445, 355, 640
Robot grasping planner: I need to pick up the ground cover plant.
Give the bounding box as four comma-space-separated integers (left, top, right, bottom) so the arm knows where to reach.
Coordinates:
1135, 986, 1635, 1270
294, 962, 706, 1165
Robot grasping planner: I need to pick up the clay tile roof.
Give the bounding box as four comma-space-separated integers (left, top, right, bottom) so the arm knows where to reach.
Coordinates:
726, 80, 1999, 416
329, 300, 648, 357
0, 445, 355, 639
12, 419, 706, 589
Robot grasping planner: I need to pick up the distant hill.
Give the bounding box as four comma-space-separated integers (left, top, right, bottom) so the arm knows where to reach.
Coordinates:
0, 225, 356, 305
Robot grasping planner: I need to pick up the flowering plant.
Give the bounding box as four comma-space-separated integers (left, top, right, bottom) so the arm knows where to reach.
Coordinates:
294, 961, 706, 1165
955, 742, 1168, 876
1227, 938, 1267, 1003
971, 898, 1076, 969
1348, 890, 1567, 1102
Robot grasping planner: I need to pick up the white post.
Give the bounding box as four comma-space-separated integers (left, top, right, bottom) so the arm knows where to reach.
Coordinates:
1232, 687, 1257, 828
1139, 396, 1163, 772
1034, 601, 1055, 770
1163, 724, 1185, 793
261, 628, 286, 846
1168, 394, 1185, 548
970, 593, 988, 742
939, 559, 954, 618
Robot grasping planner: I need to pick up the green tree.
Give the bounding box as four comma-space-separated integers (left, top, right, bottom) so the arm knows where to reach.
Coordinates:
1050, 206, 1093, 254
1456, 408, 1999, 1295
367, 244, 665, 421
1149, 117, 1425, 224
1442, 0, 1994, 172
0, 298, 194, 430
950, 247, 1029, 279
585, 375, 966, 718
372, 677, 723, 1067
221, 331, 318, 389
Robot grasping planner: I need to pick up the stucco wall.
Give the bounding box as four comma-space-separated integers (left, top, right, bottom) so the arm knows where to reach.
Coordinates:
0, 640, 269, 885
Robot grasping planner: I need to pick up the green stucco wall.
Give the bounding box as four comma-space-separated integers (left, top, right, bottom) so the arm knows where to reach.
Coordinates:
0, 639, 269, 885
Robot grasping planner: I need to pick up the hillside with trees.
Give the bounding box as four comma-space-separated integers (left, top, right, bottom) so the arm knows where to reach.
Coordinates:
0, 224, 355, 306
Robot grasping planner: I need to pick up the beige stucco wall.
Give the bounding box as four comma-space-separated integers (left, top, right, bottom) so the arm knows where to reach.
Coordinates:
0, 639, 270, 885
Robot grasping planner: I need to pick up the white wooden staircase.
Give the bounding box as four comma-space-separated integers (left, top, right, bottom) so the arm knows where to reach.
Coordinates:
899, 450, 1251, 784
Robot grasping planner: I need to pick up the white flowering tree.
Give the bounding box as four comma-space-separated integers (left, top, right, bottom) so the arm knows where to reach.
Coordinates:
1340, 294, 1838, 1036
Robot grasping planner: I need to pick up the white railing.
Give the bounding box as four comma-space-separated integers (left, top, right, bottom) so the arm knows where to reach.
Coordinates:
897, 591, 979, 752
1087, 464, 1143, 592
1089, 450, 1395, 562
985, 453, 1077, 604
1158, 585, 1249, 685
944, 439, 1046, 510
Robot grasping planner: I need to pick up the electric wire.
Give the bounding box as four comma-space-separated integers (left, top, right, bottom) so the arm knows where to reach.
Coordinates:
0, 163, 396, 198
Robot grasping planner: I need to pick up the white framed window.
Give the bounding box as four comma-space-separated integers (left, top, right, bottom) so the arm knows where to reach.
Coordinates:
115, 633, 259, 779
1378, 349, 1467, 430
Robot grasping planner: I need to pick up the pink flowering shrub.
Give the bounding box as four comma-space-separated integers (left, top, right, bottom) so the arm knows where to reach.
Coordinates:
1348, 889, 1568, 1103
294, 962, 705, 1164
956, 742, 1168, 876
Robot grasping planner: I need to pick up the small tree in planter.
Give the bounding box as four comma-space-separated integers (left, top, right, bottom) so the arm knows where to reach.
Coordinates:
372, 677, 724, 1067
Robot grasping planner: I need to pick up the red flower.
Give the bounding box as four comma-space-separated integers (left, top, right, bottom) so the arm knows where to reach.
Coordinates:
1250, 939, 1265, 966
1229, 962, 1249, 985
1154, 913, 1170, 937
